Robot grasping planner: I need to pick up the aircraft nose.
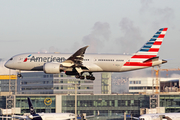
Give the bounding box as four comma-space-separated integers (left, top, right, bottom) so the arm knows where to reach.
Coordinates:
4, 61, 11, 68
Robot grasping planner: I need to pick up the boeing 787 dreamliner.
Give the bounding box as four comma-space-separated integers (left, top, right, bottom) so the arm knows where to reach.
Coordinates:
5, 28, 168, 80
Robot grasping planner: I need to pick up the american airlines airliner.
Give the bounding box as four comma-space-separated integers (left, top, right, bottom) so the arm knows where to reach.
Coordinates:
5, 28, 168, 80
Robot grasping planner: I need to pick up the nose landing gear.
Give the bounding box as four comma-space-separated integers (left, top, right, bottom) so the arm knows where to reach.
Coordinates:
17, 70, 23, 78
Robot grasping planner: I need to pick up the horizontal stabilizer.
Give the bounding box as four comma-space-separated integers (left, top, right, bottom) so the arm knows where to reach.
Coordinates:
143, 56, 159, 63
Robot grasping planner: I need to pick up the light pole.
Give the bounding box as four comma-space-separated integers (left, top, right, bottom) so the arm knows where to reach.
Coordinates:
124, 112, 126, 120
72, 83, 80, 120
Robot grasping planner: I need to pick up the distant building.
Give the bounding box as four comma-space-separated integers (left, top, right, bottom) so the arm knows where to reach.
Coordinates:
0, 93, 179, 118
14, 94, 149, 117
17, 72, 111, 94
111, 75, 129, 94
1, 71, 180, 118
101, 73, 111, 94
0, 75, 17, 95
160, 94, 180, 113
129, 77, 180, 94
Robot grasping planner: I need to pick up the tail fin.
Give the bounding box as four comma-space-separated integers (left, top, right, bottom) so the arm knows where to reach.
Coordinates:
131, 28, 168, 61
27, 97, 36, 115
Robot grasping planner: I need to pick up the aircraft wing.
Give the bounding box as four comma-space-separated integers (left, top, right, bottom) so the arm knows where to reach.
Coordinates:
0, 116, 12, 119
0, 115, 28, 119
132, 117, 139, 119
86, 115, 95, 118
61, 46, 88, 68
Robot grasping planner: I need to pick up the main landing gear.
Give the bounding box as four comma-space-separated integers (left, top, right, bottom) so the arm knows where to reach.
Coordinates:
17, 70, 23, 78
75, 72, 95, 80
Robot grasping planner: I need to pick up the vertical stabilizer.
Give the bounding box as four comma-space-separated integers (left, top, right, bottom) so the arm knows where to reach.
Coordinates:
123, 28, 168, 69
131, 28, 168, 62
27, 97, 36, 115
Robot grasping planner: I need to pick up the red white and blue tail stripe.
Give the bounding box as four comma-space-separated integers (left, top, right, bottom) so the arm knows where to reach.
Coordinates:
123, 28, 168, 67
131, 28, 168, 62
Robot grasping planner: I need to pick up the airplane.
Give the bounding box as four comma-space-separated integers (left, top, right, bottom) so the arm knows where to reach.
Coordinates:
0, 97, 75, 120
137, 113, 180, 120
5, 28, 168, 80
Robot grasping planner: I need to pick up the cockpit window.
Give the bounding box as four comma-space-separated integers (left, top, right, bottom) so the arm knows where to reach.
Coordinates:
10, 58, 13, 60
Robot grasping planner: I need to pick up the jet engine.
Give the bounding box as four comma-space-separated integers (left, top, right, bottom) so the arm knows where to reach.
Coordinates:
43, 63, 65, 74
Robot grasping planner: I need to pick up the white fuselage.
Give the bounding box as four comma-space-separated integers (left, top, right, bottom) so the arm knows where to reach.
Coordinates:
38, 113, 75, 120
5, 53, 162, 72
5, 53, 164, 73
139, 113, 180, 120
4, 28, 168, 76
12, 113, 75, 120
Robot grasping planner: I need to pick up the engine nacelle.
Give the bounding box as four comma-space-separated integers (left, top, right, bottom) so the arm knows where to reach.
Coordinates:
43, 62, 64, 74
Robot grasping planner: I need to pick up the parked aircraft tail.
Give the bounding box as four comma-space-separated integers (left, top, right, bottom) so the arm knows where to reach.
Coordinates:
27, 97, 36, 115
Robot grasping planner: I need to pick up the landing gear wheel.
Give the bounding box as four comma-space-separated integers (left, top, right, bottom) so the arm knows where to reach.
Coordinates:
80, 76, 85, 80
17, 70, 23, 78
86, 75, 90, 80
17, 74, 23, 78
75, 75, 80, 79
88, 72, 95, 80
90, 76, 95, 80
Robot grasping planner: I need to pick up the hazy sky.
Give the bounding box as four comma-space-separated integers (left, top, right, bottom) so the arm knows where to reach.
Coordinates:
0, 0, 180, 69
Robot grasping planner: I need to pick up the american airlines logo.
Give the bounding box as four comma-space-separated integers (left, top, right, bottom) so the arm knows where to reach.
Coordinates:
24, 55, 66, 62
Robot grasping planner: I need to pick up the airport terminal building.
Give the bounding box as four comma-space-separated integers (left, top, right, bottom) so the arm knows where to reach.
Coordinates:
1, 72, 180, 119
1, 94, 149, 117
0, 94, 180, 118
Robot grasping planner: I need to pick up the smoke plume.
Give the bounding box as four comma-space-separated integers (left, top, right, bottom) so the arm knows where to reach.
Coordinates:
139, 0, 153, 14
39, 46, 59, 53
152, 7, 174, 29
115, 18, 144, 53
82, 22, 111, 53
139, 0, 175, 29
